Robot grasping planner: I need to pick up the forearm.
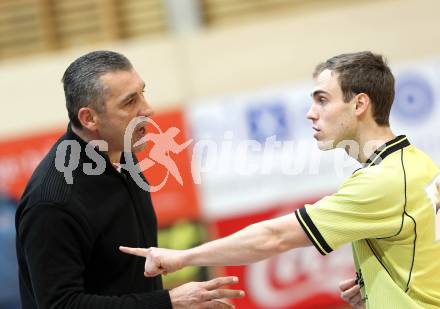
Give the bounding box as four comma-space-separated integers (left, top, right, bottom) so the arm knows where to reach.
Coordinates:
183, 213, 307, 267
120, 213, 311, 274
184, 222, 275, 266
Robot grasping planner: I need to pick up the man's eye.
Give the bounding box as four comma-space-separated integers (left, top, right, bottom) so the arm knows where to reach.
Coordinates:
126, 99, 135, 105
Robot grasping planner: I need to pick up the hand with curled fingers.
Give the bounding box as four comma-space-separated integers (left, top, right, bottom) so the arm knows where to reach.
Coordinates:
339, 278, 365, 309
119, 246, 184, 276
169, 276, 244, 309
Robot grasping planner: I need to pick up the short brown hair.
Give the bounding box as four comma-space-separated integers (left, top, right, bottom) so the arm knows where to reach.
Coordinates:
313, 51, 395, 126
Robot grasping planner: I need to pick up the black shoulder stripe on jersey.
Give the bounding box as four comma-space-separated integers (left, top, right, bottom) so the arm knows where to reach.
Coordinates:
366, 135, 410, 167
295, 208, 333, 255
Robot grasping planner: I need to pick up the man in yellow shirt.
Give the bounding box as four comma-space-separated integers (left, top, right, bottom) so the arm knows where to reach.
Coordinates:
120, 51, 440, 308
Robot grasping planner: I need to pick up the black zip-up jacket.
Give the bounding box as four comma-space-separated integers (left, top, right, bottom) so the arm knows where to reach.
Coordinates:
15, 125, 172, 309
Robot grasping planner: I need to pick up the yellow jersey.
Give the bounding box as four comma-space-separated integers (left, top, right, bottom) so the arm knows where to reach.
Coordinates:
296, 135, 440, 308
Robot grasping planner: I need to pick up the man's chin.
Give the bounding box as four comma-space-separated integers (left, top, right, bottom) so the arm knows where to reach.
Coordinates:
317, 139, 334, 151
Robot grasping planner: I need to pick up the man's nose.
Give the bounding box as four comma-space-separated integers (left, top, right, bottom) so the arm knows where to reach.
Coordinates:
139, 98, 154, 117
306, 104, 318, 121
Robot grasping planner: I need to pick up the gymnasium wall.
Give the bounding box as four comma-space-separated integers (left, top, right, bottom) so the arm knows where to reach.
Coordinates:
1, 0, 440, 137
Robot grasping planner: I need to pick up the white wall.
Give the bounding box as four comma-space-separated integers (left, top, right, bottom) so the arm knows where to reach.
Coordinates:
1, 0, 440, 137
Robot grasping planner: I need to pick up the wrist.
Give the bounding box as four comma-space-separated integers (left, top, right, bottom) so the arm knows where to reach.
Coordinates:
180, 248, 193, 267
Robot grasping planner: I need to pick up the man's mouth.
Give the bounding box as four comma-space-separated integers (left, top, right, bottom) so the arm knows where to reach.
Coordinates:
137, 126, 146, 135
312, 127, 321, 138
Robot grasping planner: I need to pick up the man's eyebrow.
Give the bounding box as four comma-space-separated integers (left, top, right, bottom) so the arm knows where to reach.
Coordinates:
121, 82, 146, 102
122, 92, 137, 102
310, 90, 330, 97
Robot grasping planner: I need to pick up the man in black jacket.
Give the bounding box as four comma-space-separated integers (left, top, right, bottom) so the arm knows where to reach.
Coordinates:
15, 51, 243, 309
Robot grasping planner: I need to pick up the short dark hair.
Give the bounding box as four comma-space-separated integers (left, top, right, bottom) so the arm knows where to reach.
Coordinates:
62, 50, 133, 128
313, 51, 395, 126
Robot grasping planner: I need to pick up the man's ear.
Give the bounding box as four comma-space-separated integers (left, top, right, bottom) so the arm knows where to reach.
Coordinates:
77, 107, 99, 131
354, 93, 371, 117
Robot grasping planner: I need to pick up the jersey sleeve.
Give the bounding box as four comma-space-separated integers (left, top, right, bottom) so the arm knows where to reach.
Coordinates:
295, 167, 404, 255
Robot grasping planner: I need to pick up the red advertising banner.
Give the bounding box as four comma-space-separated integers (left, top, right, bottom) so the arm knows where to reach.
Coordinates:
0, 130, 64, 200
212, 199, 354, 309
138, 110, 200, 228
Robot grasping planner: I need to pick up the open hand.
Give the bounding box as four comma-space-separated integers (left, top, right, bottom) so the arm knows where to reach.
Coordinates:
169, 277, 245, 309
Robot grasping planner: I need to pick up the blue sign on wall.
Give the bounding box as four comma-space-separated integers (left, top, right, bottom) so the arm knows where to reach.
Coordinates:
246, 101, 290, 143
393, 73, 434, 123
